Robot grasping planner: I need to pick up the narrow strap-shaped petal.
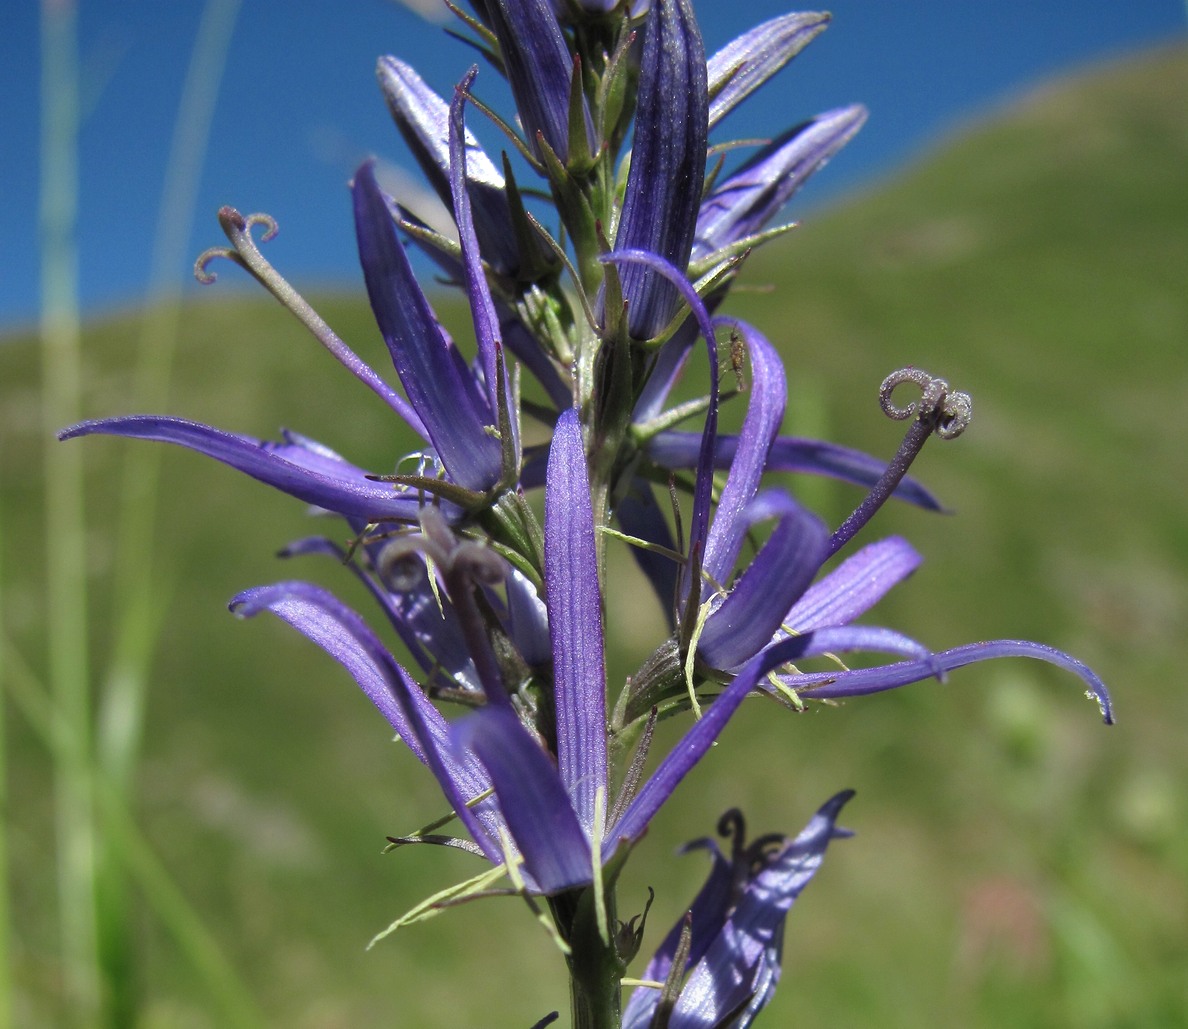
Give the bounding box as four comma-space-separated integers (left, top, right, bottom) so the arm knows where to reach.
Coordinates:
608, 634, 814, 852
281, 536, 481, 693
670, 791, 854, 1028
770, 625, 931, 666
698, 492, 829, 671
701, 320, 785, 587
785, 536, 921, 631
706, 12, 831, 130
229, 582, 504, 861
376, 57, 520, 274
787, 640, 1114, 723
454, 706, 593, 892
59, 416, 427, 522
545, 409, 608, 834
485, 0, 590, 163
613, 0, 708, 340
449, 67, 503, 412
694, 104, 867, 260
623, 839, 733, 1028
644, 431, 944, 511
353, 160, 501, 492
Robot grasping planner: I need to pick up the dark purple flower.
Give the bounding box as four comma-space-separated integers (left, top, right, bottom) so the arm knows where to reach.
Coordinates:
377, 55, 524, 276
230, 410, 853, 895
706, 11, 832, 130
624, 791, 854, 1028
613, 0, 707, 339
482, 0, 595, 164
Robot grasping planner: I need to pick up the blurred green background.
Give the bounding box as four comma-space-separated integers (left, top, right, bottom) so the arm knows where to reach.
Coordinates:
4, 42, 1186, 1028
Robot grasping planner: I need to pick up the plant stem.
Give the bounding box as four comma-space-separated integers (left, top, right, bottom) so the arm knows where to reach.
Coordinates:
40, 0, 100, 1019
556, 885, 623, 1029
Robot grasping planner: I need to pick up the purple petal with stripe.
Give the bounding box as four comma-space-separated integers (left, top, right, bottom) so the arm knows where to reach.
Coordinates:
787, 640, 1114, 724
449, 67, 504, 413
280, 536, 480, 693
785, 536, 921, 631
58, 416, 426, 523
706, 11, 831, 130
772, 625, 932, 665
613, 0, 708, 339
454, 706, 593, 892
230, 582, 504, 861
376, 56, 520, 275
694, 104, 867, 260
485, 0, 591, 163
668, 791, 854, 1028
545, 409, 608, 834
353, 160, 501, 492
701, 320, 785, 587
698, 493, 829, 671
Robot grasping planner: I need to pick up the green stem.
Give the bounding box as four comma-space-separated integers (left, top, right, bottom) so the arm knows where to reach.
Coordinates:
559, 885, 623, 1029
39, 1, 99, 1019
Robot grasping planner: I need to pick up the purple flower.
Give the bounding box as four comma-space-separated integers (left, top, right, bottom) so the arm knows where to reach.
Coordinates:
614, 0, 707, 340
624, 792, 854, 1028
230, 411, 853, 895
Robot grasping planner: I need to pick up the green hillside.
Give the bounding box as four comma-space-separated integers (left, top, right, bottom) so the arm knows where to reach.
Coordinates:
4, 43, 1185, 1026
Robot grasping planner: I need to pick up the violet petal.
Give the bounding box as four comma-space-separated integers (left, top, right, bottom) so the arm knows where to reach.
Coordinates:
694, 104, 868, 260
785, 536, 922, 631
788, 640, 1114, 724
613, 0, 708, 339
706, 12, 831, 130
698, 492, 829, 671
545, 409, 609, 834
230, 582, 504, 861
701, 320, 786, 587
58, 416, 426, 522
353, 160, 502, 492
454, 706, 593, 892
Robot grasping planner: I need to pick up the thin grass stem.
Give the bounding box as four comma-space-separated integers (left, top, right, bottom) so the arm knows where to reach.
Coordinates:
39, 0, 100, 1018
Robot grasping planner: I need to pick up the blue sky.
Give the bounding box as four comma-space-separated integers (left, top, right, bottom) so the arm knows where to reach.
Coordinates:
3, 0, 1184, 330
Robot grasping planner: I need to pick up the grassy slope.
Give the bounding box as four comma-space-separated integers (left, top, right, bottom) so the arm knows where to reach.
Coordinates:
3, 43, 1185, 1027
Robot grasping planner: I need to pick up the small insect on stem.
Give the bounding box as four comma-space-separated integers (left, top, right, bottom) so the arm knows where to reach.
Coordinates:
719, 327, 748, 392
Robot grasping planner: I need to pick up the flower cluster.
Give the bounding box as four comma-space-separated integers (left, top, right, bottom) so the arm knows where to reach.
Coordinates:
62, 1, 1112, 1024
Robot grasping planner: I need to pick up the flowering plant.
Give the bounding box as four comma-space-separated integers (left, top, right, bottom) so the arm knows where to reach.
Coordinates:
62, 1, 1112, 1024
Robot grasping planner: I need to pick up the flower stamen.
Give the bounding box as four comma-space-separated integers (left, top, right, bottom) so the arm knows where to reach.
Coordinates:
828, 367, 972, 556
195, 206, 426, 434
